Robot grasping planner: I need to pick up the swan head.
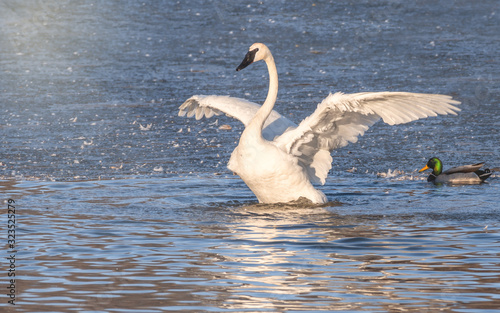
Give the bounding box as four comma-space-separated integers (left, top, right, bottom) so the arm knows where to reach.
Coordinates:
236, 43, 271, 71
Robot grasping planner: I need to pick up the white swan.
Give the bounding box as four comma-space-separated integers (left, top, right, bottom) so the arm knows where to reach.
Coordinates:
179, 43, 460, 204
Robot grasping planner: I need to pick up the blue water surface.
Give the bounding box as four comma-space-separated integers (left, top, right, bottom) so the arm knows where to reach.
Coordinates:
1, 1, 499, 312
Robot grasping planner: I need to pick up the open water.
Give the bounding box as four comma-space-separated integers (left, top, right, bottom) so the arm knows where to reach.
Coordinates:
1, 1, 499, 312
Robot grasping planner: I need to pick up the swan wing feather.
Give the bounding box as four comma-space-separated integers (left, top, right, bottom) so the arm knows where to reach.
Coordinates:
275, 91, 461, 184
179, 95, 296, 140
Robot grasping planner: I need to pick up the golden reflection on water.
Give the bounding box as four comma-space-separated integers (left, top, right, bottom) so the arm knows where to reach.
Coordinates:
2, 179, 499, 312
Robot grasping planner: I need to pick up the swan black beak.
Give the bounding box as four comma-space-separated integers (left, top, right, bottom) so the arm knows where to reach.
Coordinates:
236, 48, 258, 71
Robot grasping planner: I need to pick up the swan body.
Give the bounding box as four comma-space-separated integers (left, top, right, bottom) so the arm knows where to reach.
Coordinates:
179, 43, 461, 203
419, 157, 492, 184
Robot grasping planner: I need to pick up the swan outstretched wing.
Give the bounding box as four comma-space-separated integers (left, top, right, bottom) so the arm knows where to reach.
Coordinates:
275, 92, 461, 184
179, 95, 296, 140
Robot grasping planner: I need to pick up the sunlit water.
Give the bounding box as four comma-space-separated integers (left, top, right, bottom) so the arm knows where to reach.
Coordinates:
1, 1, 499, 312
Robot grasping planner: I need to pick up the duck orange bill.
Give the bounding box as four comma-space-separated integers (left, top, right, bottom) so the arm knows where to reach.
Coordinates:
419, 165, 430, 172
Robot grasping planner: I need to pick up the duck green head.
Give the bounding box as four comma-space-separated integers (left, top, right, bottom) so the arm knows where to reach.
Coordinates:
419, 157, 443, 175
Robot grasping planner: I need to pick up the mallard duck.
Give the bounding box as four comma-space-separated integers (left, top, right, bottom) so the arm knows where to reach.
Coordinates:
419, 157, 492, 184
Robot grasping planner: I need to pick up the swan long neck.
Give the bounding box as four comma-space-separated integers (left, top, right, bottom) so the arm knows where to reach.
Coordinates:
248, 54, 278, 137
